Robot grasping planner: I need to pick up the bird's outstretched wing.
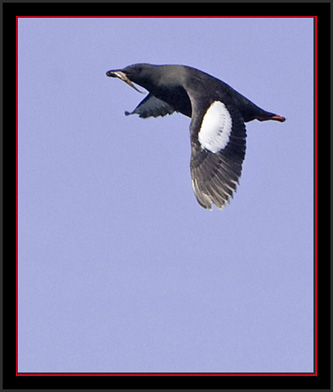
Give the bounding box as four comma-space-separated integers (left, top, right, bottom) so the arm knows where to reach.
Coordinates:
125, 94, 175, 118
190, 101, 246, 210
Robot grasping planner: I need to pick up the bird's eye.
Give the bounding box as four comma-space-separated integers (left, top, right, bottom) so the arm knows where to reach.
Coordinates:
125, 65, 142, 76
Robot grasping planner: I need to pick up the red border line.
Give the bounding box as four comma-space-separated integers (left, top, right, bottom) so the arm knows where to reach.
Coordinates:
17, 372, 316, 377
16, 15, 19, 377
15, 15, 318, 377
16, 15, 318, 18
313, 14, 318, 377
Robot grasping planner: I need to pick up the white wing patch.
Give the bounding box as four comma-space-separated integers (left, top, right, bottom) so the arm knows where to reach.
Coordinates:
198, 101, 232, 153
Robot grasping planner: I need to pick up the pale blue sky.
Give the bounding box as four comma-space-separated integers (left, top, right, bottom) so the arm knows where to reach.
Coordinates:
18, 17, 314, 373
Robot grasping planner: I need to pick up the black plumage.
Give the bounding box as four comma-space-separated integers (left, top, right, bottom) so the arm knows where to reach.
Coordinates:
106, 64, 285, 210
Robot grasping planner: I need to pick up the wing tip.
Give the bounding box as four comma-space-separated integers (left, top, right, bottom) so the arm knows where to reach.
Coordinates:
192, 178, 238, 211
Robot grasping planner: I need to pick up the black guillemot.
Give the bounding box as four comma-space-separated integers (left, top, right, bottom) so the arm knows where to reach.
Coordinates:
106, 64, 285, 210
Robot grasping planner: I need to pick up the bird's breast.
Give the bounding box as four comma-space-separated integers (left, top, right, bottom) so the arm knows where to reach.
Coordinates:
152, 86, 192, 118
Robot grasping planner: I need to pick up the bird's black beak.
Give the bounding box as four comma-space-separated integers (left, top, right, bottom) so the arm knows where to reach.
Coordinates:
106, 70, 145, 94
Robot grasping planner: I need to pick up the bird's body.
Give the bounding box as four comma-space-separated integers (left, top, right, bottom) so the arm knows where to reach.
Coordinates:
106, 64, 285, 210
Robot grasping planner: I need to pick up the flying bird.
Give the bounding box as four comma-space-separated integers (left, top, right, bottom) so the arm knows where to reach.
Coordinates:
106, 64, 285, 210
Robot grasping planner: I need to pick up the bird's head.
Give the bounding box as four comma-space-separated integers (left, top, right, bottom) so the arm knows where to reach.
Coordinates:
106, 63, 164, 94
106, 63, 188, 95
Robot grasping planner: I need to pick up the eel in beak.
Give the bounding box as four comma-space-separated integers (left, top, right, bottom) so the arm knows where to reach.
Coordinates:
106, 70, 145, 94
